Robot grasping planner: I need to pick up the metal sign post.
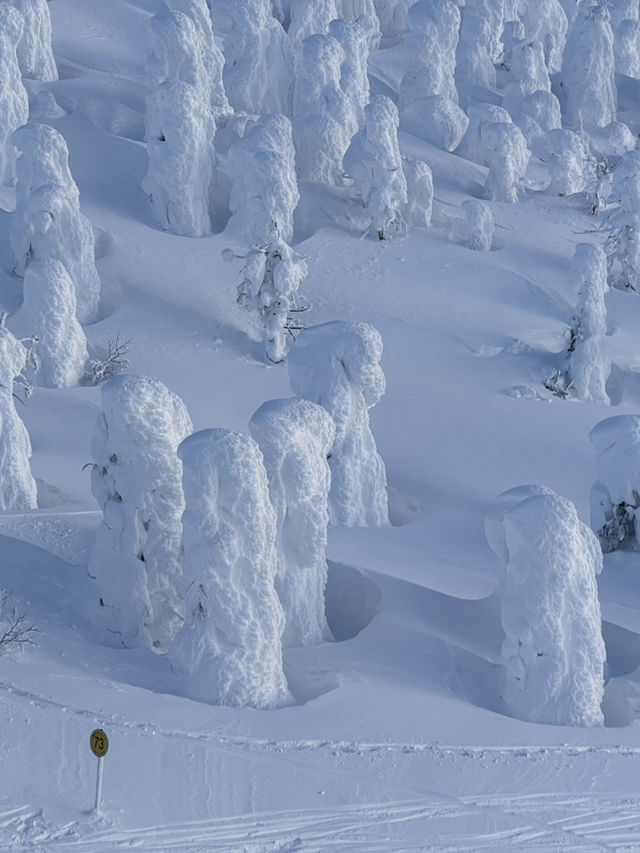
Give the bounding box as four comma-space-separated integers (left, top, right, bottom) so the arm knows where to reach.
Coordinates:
90, 729, 109, 812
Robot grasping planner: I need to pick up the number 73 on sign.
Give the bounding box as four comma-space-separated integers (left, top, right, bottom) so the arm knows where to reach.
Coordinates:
90, 729, 109, 757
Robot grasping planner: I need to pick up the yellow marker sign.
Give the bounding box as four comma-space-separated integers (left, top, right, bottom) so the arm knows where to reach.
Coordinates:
90, 729, 109, 758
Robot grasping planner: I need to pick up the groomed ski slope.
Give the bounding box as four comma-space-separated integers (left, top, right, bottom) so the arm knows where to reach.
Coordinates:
1, 0, 640, 849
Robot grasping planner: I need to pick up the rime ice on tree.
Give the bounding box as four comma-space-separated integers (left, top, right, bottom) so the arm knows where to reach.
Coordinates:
293, 34, 353, 184
0, 317, 37, 511
328, 19, 370, 138
589, 415, 640, 552
7, 0, 57, 81
483, 122, 530, 203
543, 129, 592, 196
288, 321, 388, 527
344, 95, 408, 239
170, 428, 290, 708
10, 124, 101, 324
142, 80, 216, 236
226, 113, 307, 363
287, 0, 339, 47
449, 199, 494, 251
608, 147, 640, 291
250, 398, 335, 648
0, 5, 29, 186
490, 488, 605, 727
403, 159, 433, 229
88, 375, 193, 653
520, 0, 568, 73
341, 0, 381, 51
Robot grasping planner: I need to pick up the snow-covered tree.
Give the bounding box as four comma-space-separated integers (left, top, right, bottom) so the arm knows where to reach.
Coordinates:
170, 428, 290, 708
516, 90, 562, 147
328, 18, 370, 136
449, 199, 494, 251
250, 397, 335, 648
7, 0, 57, 81
211, 0, 292, 115
288, 321, 388, 527
614, 18, 640, 77
287, 0, 339, 47
607, 146, 640, 291
483, 122, 530, 203
373, 0, 414, 39
403, 159, 433, 228
12, 258, 88, 389
567, 243, 610, 403
399, 0, 460, 109
607, 0, 639, 28
496, 490, 605, 726
456, 12, 497, 93
292, 34, 353, 184
88, 374, 193, 653
561, 1, 616, 130
462, 0, 506, 64
226, 113, 307, 363
341, 0, 382, 50
456, 104, 513, 165
520, 0, 568, 73
543, 129, 592, 196
164, 0, 231, 123
502, 38, 551, 122
142, 80, 216, 236
589, 415, 640, 552
0, 4, 29, 186
344, 94, 408, 239
10, 125, 101, 325
0, 316, 38, 511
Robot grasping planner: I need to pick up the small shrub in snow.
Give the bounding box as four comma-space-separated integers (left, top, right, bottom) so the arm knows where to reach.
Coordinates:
561, 2, 616, 131
142, 80, 216, 236
344, 95, 408, 239
88, 374, 193, 652
495, 490, 605, 727
170, 428, 290, 708
13, 258, 88, 389
82, 334, 131, 386
10, 124, 101, 325
7, 0, 57, 81
566, 243, 610, 403
211, 0, 292, 115
287, 321, 388, 527
292, 34, 353, 185
482, 122, 530, 203
226, 113, 307, 363
0, 5, 29, 186
449, 200, 494, 251
250, 397, 335, 648
0, 315, 38, 511
543, 129, 592, 196
589, 415, 640, 552
0, 591, 37, 652
403, 159, 433, 229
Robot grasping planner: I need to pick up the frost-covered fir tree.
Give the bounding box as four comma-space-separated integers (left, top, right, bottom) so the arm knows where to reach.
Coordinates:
344, 95, 408, 239
165, 0, 231, 123
341, 0, 381, 50
520, 0, 568, 73
10, 125, 101, 324
226, 113, 307, 363
7, 0, 57, 81
373, 0, 414, 39
210, 0, 292, 115
567, 243, 610, 403
328, 18, 370, 137
399, 0, 460, 108
589, 415, 640, 552
12, 258, 88, 389
287, 0, 339, 47
0, 316, 37, 511
494, 490, 605, 726
456, 11, 497, 93
88, 375, 193, 652
288, 321, 388, 527
403, 159, 433, 229
456, 104, 513, 165
147, 9, 210, 114
0, 5, 29, 186
502, 38, 551, 123
449, 199, 494, 251
293, 34, 354, 185
250, 398, 335, 648
461, 0, 505, 64
170, 429, 290, 708
483, 122, 530, 203
614, 17, 640, 77
142, 80, 216, 236
543, 129, 592, 196
561, 1, 616, 130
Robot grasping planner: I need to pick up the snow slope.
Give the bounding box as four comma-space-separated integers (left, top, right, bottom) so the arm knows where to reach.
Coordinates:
1, 0, 640, 849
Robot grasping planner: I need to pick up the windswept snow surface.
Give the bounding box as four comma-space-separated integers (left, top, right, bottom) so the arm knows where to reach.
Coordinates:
4, 0, 640, 850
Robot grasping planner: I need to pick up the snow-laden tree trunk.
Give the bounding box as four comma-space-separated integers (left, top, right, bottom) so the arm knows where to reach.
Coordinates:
10, 124, 101, 324
250, 398, 335, 648
88, 375, 193, 653
170, 428, 290, 708
288, 321, 388, 527
493, 489, 605, 727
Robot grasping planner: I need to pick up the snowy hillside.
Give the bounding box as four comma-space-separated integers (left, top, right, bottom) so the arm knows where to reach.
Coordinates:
3, 0, 640, 849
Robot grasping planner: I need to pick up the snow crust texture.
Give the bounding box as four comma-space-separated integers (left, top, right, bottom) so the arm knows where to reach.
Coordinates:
250, 397, 335, 648
288, 321, 388, 528
88, 375, 193, 653
497, 490, 605, 727
171, 428, 290, 709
